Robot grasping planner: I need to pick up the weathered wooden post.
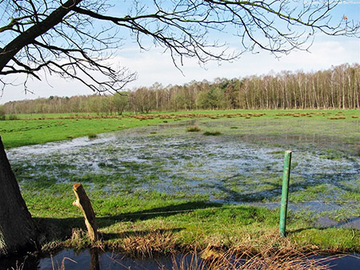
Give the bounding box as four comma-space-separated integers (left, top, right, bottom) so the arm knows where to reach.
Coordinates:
72, 183, 98, 242
279, 150, 292, 237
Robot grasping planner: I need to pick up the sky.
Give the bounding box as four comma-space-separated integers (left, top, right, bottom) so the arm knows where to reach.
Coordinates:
0, 1, 359, 104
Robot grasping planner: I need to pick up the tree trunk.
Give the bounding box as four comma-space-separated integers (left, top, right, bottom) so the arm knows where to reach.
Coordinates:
0, 136, 38, 257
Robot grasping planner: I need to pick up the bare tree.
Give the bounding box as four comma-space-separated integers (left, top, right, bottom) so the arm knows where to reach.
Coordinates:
0, 0, 359, 256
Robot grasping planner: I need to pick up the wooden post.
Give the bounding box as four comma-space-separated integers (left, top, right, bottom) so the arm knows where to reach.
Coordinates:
72, 183, 98, 242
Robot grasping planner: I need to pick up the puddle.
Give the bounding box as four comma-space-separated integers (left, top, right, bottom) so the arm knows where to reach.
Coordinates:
6, 119, 360, 228
1, 249, 359, 270
317, 216, 360, 229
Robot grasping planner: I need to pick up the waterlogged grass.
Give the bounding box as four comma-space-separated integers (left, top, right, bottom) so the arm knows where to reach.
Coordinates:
203, 130, 222, 136
0, 116, 173, 148
4, 109, 360, 256
1, 109, 359, 149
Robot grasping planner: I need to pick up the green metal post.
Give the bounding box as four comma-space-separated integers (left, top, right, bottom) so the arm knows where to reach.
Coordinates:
279, 150, 292, 237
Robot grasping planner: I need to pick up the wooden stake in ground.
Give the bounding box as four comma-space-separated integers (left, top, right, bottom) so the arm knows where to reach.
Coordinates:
72, 183, 98, 242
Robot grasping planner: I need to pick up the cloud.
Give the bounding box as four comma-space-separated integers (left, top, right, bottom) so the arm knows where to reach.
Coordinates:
116, 36, 359, 88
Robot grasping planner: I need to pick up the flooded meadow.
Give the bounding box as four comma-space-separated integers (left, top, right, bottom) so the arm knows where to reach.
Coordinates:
8, 117, 360, 229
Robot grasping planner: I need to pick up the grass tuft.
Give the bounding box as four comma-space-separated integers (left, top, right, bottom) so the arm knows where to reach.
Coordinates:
203, 131, 221, 136
187, 126, 201, 132
88, 133, 97, 139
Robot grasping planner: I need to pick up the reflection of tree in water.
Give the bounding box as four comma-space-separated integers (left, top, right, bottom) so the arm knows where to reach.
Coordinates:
90, 248, 100, 270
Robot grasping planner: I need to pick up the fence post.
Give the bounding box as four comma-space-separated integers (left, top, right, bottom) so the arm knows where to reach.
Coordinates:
279, 150, 292, 237
73, 183, 98, 242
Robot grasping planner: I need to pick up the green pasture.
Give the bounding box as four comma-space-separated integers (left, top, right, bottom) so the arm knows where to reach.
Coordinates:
0, 115, 168, 148
1, 109, 359, 149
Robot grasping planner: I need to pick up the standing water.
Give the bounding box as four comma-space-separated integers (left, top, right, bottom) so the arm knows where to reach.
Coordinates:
7, 120, 360, 228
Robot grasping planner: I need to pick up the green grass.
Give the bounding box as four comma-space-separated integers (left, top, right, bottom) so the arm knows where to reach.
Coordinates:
1, 109, 359, 148
26, 182, 359, 255
0, 116, 171, 148
292, 228, 360, 252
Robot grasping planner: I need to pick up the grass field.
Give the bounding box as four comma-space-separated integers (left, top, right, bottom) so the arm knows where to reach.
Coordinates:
1, 109, 360, 259
1, 109, 359, 148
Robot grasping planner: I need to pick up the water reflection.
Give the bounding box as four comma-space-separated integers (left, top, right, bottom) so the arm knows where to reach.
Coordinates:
90, 248, 100, 270
38, 249, 181, 270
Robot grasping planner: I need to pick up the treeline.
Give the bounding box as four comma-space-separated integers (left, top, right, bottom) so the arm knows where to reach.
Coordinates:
2, 63, 359, 114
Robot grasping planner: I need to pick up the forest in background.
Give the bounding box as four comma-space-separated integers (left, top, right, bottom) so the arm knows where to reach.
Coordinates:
1, 63, 359, 115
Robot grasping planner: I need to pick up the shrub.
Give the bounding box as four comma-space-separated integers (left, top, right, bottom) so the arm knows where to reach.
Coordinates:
8, 115, 19, 120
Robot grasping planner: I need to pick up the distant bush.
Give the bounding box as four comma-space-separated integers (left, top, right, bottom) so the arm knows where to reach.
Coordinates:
8, 115, 19, 120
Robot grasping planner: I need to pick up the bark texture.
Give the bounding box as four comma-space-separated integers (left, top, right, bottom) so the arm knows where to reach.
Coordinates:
0, 136, 37, 257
